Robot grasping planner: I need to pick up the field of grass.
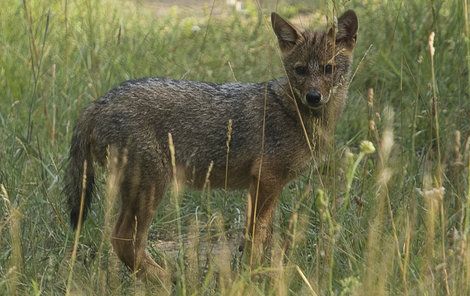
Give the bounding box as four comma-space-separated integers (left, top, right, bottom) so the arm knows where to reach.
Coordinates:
0, 0, 469, 294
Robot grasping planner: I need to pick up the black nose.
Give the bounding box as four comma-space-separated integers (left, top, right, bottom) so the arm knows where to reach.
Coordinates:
305, 90, 322, 107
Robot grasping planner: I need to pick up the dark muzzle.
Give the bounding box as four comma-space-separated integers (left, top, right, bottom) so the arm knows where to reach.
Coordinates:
305, 90, 323, 108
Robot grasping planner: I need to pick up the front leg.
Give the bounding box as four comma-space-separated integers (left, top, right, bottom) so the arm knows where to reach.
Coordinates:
242, 171, 283, 267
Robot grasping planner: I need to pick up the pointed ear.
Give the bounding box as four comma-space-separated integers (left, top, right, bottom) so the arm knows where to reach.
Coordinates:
271, 12, 303, 52
335, 10, 358, 47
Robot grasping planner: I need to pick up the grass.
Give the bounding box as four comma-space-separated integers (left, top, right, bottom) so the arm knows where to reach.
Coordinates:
0, 0, 469, 294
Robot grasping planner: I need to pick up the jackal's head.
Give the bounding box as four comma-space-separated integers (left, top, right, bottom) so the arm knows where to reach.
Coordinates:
272, 10, 358, 111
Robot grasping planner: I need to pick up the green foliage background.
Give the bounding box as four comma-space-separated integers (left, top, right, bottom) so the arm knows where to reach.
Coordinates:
0, 0, 469, 294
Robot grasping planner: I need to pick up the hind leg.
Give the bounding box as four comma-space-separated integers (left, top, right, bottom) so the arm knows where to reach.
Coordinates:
111, 156, 170, 283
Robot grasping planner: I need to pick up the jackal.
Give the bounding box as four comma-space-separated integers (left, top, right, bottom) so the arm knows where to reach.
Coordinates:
64, 10, 358, 280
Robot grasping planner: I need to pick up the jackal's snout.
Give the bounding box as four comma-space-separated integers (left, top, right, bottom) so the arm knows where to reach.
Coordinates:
305, 89, 327, 108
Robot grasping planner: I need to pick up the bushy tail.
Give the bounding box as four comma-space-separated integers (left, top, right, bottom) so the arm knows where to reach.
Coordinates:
64, 116, 95, 230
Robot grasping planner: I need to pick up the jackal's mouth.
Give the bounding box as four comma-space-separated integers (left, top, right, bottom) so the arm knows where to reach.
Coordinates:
307, 102, 325, 110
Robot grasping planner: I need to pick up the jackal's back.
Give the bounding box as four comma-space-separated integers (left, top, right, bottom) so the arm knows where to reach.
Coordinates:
82, 78, 305, 189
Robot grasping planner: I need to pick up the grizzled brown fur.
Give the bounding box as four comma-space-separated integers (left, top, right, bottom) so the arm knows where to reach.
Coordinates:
64, 11, 358, 281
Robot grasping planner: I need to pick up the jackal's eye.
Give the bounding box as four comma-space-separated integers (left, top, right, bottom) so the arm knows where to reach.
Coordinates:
323, 64, 334, 74
323, 64, 333, 74
294, 65, 308, 76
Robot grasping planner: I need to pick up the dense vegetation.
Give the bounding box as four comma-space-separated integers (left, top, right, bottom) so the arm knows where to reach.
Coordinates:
1, 0, 469, 294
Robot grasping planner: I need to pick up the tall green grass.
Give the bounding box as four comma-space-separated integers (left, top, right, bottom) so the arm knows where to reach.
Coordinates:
0, 0, 469, 294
